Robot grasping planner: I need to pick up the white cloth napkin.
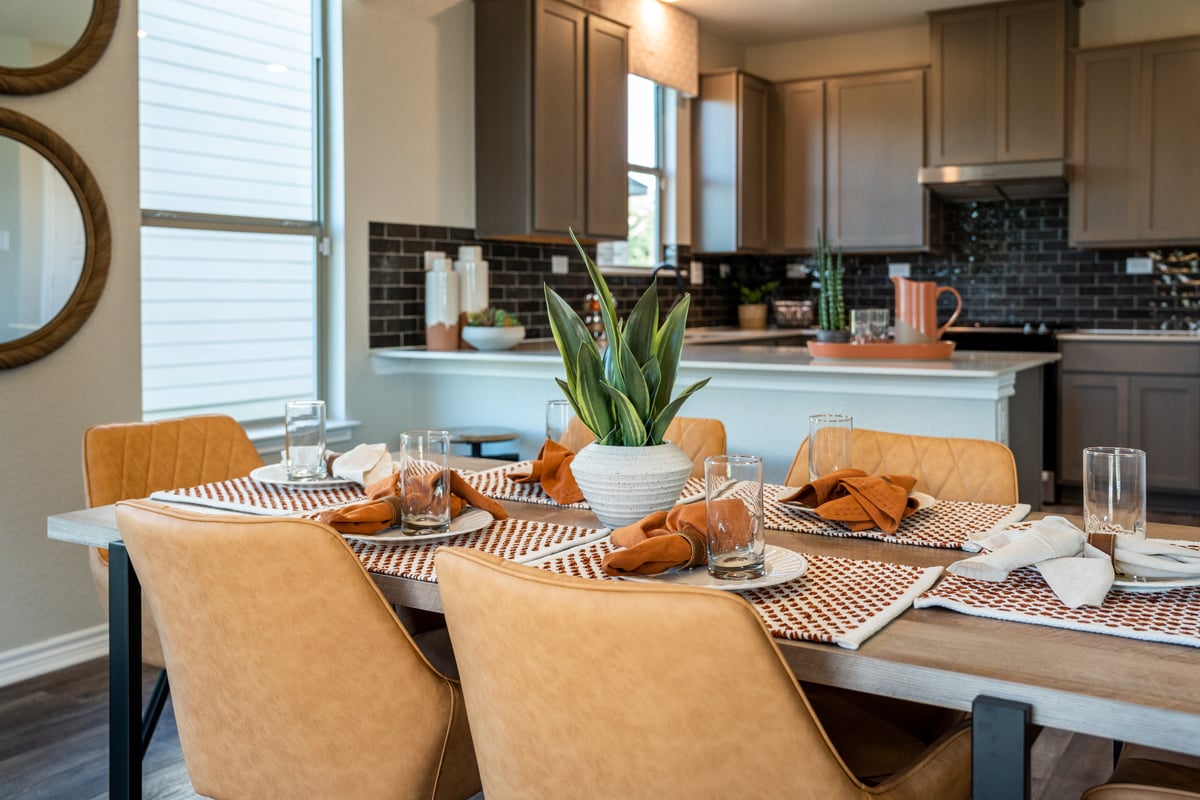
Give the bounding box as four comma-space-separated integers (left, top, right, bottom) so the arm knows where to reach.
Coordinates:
950, 516, 1200, 608
330, 443, 394, 487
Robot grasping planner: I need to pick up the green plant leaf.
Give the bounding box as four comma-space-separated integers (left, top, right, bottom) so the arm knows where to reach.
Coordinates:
574, 343, 613, 439
570, 229, 623, 373
623, 281, 659, 365
652, 294, 691, 413
544, 284, 597, 396
615, 334, 650, 419
640, 356, 661, 413
600, 383, 648, 446
648, 377, 711, 444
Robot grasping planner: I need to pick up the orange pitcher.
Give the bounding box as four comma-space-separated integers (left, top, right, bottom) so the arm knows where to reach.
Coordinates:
891, 275, 962, 345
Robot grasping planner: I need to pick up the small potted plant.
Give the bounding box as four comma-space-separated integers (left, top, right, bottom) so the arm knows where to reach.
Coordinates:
543, 231, 711, 526
814, 230, 849, 343
726, 261, 781, 330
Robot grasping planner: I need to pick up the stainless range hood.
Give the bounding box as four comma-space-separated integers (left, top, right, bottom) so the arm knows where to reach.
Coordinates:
918, 161, 1068, 201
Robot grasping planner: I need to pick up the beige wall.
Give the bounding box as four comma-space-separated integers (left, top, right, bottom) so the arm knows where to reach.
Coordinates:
0, 4, 141, 653
1080, 0, 1200, 47
745, 24, 929, 82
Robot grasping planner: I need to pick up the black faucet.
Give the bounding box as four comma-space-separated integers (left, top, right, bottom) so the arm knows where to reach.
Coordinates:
649, 261, 685, 296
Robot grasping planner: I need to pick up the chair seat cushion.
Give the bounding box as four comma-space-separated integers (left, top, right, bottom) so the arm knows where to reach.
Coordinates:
1086, 744, 1200, 798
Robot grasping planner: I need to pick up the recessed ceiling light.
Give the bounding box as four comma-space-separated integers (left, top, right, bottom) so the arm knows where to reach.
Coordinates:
265, 64, 288, 74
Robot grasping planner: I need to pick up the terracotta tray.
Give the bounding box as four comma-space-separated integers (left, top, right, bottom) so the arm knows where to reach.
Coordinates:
806, 340, 956, 360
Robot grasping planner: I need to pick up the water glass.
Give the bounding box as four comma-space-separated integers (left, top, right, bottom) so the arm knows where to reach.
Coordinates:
868, 308, 890, 341
545, 399, 575, 442
1083, 446, 1147, 538
704, 455, 765, 580
284, 400, 327, 480
400, 429, 451, 534
808, 413, 853, 482
850, 309, 872, 344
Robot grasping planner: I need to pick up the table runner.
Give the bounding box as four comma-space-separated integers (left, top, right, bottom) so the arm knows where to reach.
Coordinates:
463, 462, 706, 509
350, 518, 609, 583
765, 484, 1030, 550
527, 538, 941, 650
150, 477, 366, 516
915, 567, 1200, 648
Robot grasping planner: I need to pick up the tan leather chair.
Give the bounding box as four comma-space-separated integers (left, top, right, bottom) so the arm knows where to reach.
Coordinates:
785, 428, 1019, 504
436, 547, 971, 800
1083, 745, 1200, 799
115, 500, 481, 800
83, 414, 265, 747
560, 415, 726, 478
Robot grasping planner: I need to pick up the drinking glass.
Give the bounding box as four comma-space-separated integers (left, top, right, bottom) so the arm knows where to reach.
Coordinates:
284, 400, 327, 480
808, 413, 853, 482
1083, 446, 1147, 538
704, 455, 765, 580
545, 399, 575, 443
868, 308, 890, 341
850, 309, 871, 344
400, 429, 451, 534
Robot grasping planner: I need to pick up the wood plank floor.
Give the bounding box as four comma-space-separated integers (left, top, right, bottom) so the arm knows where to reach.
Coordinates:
0, 657, 1118, 799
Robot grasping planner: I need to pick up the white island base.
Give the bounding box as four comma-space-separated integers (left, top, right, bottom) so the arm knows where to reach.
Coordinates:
372, 343, 1059, 508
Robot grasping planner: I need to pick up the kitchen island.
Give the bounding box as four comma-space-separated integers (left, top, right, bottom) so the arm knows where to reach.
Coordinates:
372, 342, 1059, 507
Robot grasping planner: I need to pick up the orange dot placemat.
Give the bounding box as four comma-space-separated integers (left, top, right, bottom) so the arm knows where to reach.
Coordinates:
527, 539, 941, 650
765, 485, 1030, 550
151, 477, 366, 515
916, 566, 1200, 648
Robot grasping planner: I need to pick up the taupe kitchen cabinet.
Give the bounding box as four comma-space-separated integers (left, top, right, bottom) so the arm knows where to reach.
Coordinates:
1059, 340, 1200, 493
1070, 36, 1200, 247
693, 69, 770, 253
927, 0, 1075, 166
826, 69, 927, 251
769, 69, 925, 253
474, 0, 628, 242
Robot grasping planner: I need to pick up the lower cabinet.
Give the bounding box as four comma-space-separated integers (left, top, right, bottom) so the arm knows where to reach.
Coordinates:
1059, 342, 1200, 493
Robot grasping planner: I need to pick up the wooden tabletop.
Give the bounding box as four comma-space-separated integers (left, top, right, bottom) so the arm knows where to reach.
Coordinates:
47, 461, 1200, 756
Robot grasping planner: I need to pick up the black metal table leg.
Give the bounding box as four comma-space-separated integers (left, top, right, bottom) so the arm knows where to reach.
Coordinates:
972, 695, 1033, 800
109, 542, 143, 800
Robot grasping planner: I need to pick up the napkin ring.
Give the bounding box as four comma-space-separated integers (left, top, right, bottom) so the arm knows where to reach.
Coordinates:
677, 528, 707, 569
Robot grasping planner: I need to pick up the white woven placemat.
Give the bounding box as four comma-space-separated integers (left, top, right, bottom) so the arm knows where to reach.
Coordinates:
765, 484, 1030, 550
151, 477, 365, 516
528, 539, 940, 650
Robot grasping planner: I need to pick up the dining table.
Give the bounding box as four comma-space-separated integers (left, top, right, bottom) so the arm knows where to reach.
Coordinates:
46, 455, 1200, 800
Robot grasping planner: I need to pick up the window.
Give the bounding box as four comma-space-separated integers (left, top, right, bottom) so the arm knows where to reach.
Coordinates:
138, 0, 324, 422
627, 74, 663, 267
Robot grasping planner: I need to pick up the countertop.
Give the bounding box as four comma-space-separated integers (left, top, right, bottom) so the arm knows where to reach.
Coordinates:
1056, 329, 1200, 343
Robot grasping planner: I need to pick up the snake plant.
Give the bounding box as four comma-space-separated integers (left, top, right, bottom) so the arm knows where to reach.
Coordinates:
816, 229, 846, 331
544, 231, 710, 447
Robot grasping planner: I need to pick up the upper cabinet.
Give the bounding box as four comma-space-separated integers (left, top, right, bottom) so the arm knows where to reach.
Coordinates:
474, 0, 628, 242
693, 70, 770, 253
927, 0, 1076, 166
1070, 36, 1200, 247
763, 69, 927, 254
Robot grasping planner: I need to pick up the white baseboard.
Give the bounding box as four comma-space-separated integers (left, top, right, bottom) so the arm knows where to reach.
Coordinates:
0, 625, 108, 688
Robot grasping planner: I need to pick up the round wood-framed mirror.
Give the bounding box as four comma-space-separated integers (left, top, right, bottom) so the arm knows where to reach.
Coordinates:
0, 0, 120, 95
0, 108, 110, 369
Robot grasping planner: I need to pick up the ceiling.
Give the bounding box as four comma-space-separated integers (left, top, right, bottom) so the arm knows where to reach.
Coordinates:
670, 0, 1007, 46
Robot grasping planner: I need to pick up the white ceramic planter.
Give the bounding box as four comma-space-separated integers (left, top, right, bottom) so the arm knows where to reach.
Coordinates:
570, 441, 693, 528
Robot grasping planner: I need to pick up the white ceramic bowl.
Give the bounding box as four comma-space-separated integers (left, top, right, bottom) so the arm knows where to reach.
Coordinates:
462, 325, 525, 351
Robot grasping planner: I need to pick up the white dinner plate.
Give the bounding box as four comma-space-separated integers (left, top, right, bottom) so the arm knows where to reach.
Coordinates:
339, 507, 494, 544
1110, 574, 1200, 593
774, 487, 937, 515
250, 463, 357, 488
619, 545, 808, 592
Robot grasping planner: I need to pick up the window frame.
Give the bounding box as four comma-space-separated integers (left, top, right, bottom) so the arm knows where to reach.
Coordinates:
626, 74, 666, 268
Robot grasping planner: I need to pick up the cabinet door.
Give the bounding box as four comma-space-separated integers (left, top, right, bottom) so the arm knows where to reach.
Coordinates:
1070, 47, 1141, 244
997, 0, 1066, 161
534, 0, 586, 235
1130, 375, 1200, 491
1059, 373, 1129, 483
1139, 38, 1200, 243
738, 73, 769, 251
826, 70, 927, 251
928, 8, 995, 166
585, 15, 628, 239
774, 80, 824, 251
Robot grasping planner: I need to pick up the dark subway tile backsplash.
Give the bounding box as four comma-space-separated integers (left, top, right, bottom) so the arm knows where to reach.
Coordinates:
368, 197, 1191, 349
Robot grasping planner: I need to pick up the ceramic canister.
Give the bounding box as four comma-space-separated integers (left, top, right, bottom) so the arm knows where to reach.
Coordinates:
454, 245, 489, 316
425, 255, 460, 351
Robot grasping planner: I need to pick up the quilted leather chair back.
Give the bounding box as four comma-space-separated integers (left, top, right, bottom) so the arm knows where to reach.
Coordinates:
116, 500, 481, 800
559, 416, 726, 478
785, 428, 1019, 504
436, 547, 971, 800
83, 414, 264, 507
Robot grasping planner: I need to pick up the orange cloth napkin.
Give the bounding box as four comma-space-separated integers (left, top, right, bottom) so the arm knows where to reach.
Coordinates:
600, 500, 750, 576
777, 468, 920, 534
316, 470, 507, 535
509, 439, 584, 505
